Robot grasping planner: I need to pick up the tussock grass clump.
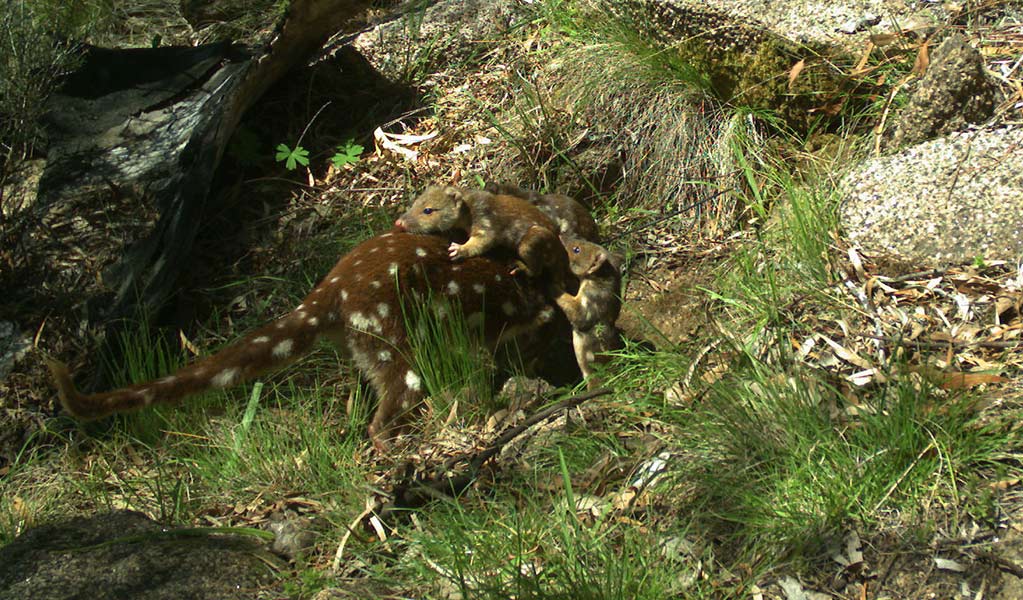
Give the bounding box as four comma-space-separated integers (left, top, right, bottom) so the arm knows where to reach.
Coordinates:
551, 41, 738, 221
674, 351, 1011, 567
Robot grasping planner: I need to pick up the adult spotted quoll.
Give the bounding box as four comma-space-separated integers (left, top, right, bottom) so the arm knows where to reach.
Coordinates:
49, 231, 556, 450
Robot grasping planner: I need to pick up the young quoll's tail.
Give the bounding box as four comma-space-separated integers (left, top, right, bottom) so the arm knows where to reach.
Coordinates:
48, 309, 328, 420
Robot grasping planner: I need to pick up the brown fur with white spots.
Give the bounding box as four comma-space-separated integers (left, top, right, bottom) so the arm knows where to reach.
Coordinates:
48, 231, 551, 450
395, 185, 568, 284
483, 182, 600, 243
554, 238, 623, 389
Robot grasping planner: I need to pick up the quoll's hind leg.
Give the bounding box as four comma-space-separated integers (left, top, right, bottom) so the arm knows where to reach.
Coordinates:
515, 226, 565, 282
362, 355, 427, 451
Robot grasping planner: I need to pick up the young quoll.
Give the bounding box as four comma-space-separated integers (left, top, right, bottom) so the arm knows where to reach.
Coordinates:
483, 181, 600, 243
394, 185, 568, 283
554, 237, 623, 389
49, 231, 553, 450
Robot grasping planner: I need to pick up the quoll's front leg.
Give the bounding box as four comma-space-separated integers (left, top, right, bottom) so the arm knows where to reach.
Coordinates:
448, 235, 488, 261
555, 291, 586, 327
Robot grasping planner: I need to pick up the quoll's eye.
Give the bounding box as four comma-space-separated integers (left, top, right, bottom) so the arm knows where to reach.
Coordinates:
572, 246, 581, 254
423, 208, 434, 215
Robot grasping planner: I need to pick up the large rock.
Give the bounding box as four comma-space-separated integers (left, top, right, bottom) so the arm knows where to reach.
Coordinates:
349, 0, 525, 79
0, 510, 276, 600
841, 126, 1023, 266
892, 34, 1000, 148
606, 0, 952, 53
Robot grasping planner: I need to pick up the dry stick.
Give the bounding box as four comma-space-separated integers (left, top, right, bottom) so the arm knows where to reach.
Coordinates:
974, 550, 1023, 579
375, 387, 612, 525
878, 268, 947, 285
851, 331, 1023, 350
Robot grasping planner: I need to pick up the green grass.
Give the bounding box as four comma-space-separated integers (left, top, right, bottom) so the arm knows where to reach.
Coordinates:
395, 454, 697, 599
680, 352, 1010, 566
400, 290, 504, 429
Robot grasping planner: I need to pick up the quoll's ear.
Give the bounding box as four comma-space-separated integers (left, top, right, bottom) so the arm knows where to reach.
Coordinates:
584, 249, 608, 276
444, 186, 466, 208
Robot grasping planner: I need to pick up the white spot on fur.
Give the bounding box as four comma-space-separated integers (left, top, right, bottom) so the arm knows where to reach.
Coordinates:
341, 289, 349, 301
378, 350, 392, 362
157, 376, 176, 385
585, 351, 596, 362
405, 370, 422, 391
137, 389, 155, 404
349, 312, 372, 330
502, 301, 516, 316
330, 276, 340, 284
296, 303, 306, 311
415, 247, 426, 257
370, 280, 382, 289
539, 306, 555, 322
275, 322, 286, 329
273, 339, 294, 358
354, 259, 363, 266
446, 281, 460, 295
401, 399, 411, 410
252, 336, 270, 344
494, 274, 502, 282
212, 368, 239, 388
377, 303, 390, 318
472, 283, 485, 294
328, 312, 338, 322
310, 300, 319, 306
307, 316, 319, 327
452, 265, 461, 271
381, 232, 393, 238
388, 262, 399, 276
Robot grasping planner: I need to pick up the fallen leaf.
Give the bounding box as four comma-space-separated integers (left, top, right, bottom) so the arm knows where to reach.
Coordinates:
939, 372, 1007, 390
933, 557, 966, 572
912, 42, 930, 76
788, 58, 806, 90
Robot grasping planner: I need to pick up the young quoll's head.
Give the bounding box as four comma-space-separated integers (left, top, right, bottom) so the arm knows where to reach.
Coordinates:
395, 185, 467, 234
563, 237, 612, 278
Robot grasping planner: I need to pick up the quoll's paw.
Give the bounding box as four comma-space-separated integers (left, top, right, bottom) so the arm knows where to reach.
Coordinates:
509, 261, 532, 277
448, 242, 463, 260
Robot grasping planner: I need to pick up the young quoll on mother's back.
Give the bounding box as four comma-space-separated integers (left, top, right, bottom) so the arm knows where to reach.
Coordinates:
555, 237, 623, 389
483, 181, 600, 243
395, 185, 568, 284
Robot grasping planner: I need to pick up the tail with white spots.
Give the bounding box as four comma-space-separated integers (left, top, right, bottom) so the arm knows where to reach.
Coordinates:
49, 309, 325, 420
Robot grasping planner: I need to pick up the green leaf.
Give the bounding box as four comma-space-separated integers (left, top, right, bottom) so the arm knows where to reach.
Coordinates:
331, 140, 365, 169
275, 143, 309, 170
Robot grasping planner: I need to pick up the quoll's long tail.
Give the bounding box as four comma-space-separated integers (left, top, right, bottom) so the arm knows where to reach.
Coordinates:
48, 307, 327, 420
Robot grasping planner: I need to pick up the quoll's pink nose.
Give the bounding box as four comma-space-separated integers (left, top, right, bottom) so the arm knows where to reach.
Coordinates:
394, 218, 405, 230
